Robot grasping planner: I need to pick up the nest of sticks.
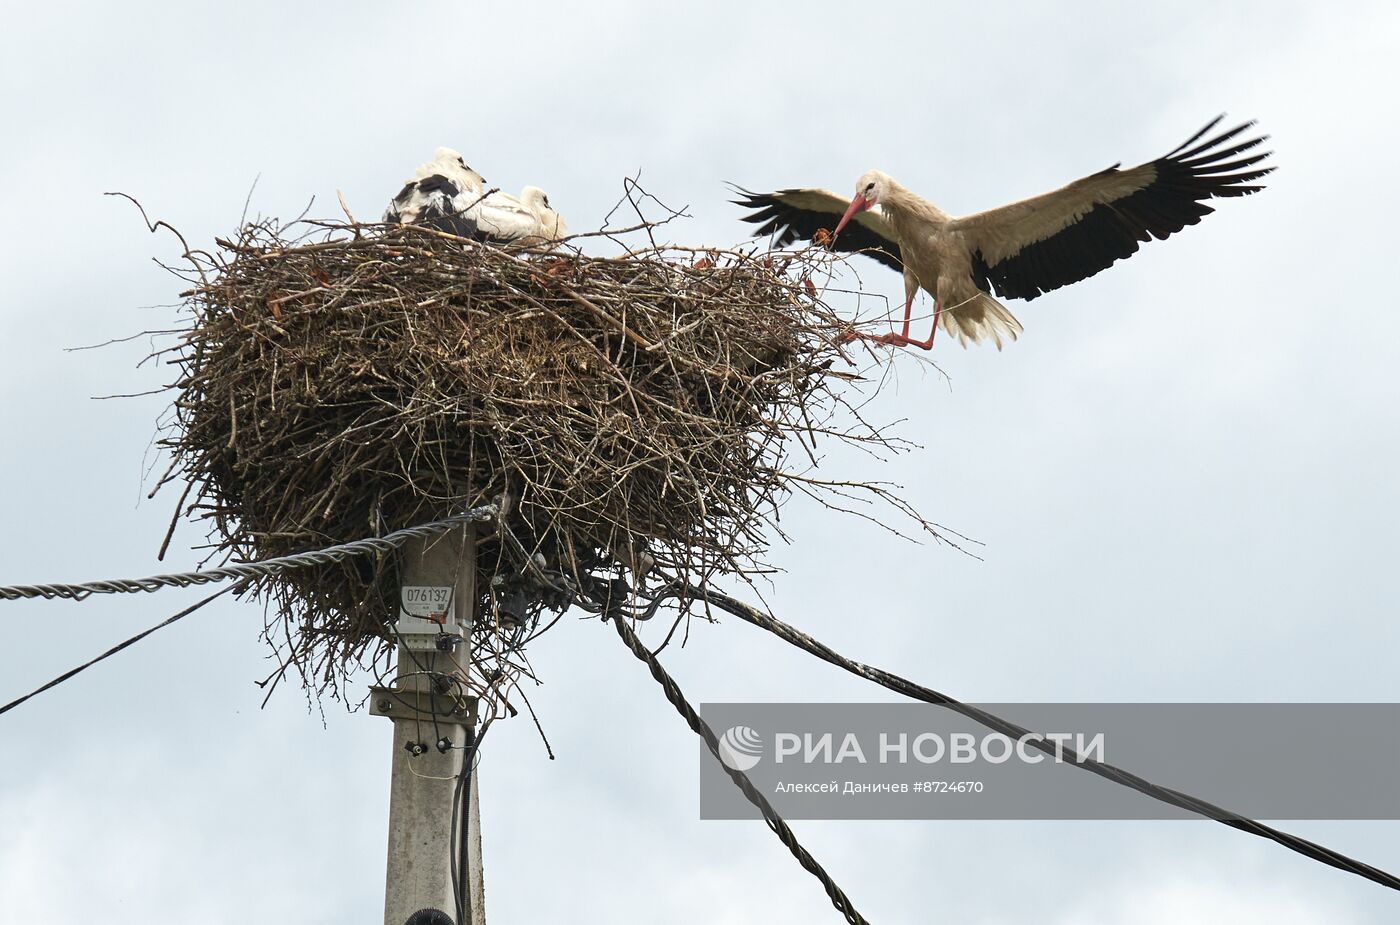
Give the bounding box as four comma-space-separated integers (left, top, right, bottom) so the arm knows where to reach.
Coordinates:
151, 210, 924, 695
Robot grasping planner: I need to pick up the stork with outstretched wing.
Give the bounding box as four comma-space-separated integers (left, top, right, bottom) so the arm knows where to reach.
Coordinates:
734, 116, 1273, 349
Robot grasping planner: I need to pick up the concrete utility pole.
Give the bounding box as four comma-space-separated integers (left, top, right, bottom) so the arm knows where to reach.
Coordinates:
372, 525, 486, 925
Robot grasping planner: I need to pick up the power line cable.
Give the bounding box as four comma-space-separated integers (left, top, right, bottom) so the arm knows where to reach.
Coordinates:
0, 508, 495, 717
607, 608, 872, 925
0, 506, 497, 603
0, 583, 241, 717
666, 583, 1400, 895
450, 717, 493, 925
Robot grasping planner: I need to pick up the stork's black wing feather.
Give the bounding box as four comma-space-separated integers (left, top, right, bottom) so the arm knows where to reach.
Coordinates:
384, 173, 480, 237
731, 186, 904, 272
956, 117, 1274, 301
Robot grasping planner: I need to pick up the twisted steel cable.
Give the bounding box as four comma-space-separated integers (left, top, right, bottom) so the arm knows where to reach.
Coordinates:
0, 505, 497, 603
608, 611, 873, 925
0, 583, 243, 717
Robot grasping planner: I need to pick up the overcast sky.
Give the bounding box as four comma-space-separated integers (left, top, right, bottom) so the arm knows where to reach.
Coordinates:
3, 2, 1399, 923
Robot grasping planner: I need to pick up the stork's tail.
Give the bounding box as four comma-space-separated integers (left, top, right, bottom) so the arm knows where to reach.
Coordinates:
941, 292, 1023, 350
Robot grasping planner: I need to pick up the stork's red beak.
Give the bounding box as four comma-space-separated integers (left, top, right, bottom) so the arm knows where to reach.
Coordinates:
833, 194, 871, 238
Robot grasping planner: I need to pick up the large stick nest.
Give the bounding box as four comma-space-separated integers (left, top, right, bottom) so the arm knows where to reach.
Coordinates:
155, 215, 923, 694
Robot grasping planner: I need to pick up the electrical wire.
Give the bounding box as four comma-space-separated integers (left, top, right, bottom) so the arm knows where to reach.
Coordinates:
0, 583, 242, 717
450, 714, 494, 925
607, 609, 871, 925
664, 583, 1400, 895
0, 506, 497, 602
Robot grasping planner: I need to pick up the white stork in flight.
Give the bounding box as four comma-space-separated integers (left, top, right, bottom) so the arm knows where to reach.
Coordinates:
384, 147, 568, 245
734, 116, 1273, 349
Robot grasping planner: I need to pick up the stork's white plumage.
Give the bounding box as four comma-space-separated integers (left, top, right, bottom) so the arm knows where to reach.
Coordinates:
735, 116, 1274, 349
474, 185, 569, 245
384, 148, 568, 246
384, 147, 487, 237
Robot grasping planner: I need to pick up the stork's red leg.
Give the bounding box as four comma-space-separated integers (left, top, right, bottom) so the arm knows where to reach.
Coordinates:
902, 298, 941, 351
839, 298, 941, 350
898, 292, 915, 339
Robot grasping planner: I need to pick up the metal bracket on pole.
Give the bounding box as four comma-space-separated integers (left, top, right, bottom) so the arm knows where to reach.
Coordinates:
369, 687, 478, 725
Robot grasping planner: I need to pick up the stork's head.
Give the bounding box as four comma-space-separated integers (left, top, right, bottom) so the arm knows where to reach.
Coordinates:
433, 147, 485, 186
433, 146, 467, 169
519, 186, 553, 213
835, 170, 890, 238
521, 186, 568, 240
